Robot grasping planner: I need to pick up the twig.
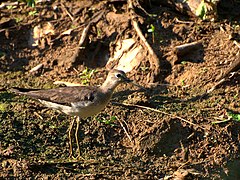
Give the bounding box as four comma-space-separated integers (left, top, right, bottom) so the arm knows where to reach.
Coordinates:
78, 24, 90, 48
127, 0, 160, 81
134, 0, 153, 17
70, 11, 105, 64
29, 158, 99, 167
207, 78, 225, 94
174, 17, 194, 24
61, 3, 74, 21
29, 63, 43, 73
112, 102, 205, 130
207, 53, 240, 94
78, 10, 105, 48
171, 41, 203, 64
117, 118, 133, 145
69, 24, 92, 64
0, 1, 18, 9
34, 111, 43, 120
211, 118, 231, 124
215, 53, 240, 81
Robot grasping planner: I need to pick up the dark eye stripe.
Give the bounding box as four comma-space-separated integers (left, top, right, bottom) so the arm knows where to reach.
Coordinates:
116, 74, 122, 78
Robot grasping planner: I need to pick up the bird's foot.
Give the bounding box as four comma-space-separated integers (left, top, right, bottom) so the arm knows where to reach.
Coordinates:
68, 151, 84, 160
69, 154, 85, 160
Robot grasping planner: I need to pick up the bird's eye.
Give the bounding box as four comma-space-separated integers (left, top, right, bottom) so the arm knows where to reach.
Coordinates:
116, 73, 122, 78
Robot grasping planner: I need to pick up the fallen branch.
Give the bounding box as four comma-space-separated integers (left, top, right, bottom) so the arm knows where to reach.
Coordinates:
170, 41, 203, 64
174, 41, 203, 57
127, 0, 160, 82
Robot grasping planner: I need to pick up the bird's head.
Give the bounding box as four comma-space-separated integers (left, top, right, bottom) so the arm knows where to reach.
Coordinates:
101, 69, 144, 92
109, 69, 132, 83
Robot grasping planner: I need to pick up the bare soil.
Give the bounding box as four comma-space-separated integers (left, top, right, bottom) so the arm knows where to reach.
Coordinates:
0, 0, 240, 179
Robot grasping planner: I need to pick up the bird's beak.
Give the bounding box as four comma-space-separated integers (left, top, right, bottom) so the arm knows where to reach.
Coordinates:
124, 77, 132, 83
130, 81, 146, 90
123, 77, 146, 90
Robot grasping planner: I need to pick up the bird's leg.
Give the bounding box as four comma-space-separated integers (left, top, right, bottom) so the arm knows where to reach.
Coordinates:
68, 117, 75, 158
75, 116, 81, 158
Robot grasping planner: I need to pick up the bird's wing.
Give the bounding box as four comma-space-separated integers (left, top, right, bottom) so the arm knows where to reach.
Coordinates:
11, 86, 97, 106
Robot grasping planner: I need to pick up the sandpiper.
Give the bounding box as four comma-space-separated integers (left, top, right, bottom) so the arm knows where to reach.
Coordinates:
11, 69, 140, 158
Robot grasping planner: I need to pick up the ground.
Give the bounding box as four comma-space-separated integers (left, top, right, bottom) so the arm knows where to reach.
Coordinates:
0, 0, 240, 179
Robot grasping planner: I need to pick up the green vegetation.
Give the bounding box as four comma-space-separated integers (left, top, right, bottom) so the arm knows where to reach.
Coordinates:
79, 68, 97, 85
147, 24, 155, 43
228, 111, 240, 122
28, 10, 38, 16
96, 115, 117, 127
195, 0, 207, 20
20, 0, 36, 7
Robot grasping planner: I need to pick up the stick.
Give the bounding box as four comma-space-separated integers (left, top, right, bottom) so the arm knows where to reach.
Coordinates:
215, 53, 240, 81
78, 24, 90, 48
127, 0, 160, 81
112, 102, 205, 130
118, 119, 133, 144
207, 53, 240, 94
174, 41, 203, 57
61, 3, 74, 21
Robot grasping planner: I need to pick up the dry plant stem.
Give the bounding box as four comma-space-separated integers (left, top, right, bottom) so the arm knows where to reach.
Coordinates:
0, 1, 18, 9
113, 102, 205, 130
75, 117, 81, 158
29, 158, 101, 166
61, 3, 74, 21
118, 119, 133, 145
68, 118, 76, 158
134, 0, 152, 17
174, 17, 193, 24
207, 78, 226, 94
33, 111, 43, 120
29, 63, 43, 73
127, 0, 160, 80
78, 24, 91, 47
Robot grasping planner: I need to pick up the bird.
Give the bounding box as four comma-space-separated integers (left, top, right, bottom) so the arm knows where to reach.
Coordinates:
10, 69, 141, 158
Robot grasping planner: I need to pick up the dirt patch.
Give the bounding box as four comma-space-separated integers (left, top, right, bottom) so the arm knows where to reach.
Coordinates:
0, 0, 240, 179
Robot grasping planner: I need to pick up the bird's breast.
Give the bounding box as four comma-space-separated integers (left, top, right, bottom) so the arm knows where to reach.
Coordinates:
71, 92, 112, 118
